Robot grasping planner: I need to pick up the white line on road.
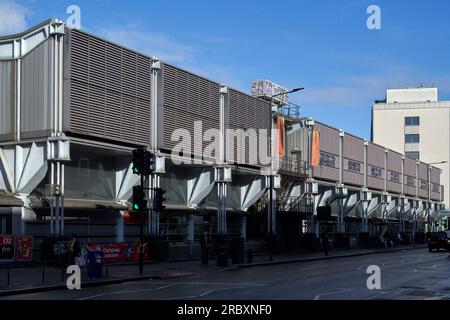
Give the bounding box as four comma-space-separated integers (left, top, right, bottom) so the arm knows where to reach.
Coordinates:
313, 288, 353, 300
78, 284, 176, 300
199, 290, 215, 297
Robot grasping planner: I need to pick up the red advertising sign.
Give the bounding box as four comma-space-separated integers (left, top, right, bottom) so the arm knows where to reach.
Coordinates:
16, 236, 33, 261
0, 236, 15, 261
86, 243, 125, 264
85, 242, 149, 264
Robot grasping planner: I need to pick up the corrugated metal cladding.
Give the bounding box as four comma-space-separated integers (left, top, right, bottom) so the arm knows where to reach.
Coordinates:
367, 143, 384, 167
430, 167, 440, 184
431, 167, 441, 201
0, 60, 15, 141
404, 157, 416, 176
343, 134, 364, 186
367, 143, 385, 190
286, 126, 309, 163
418, 162, 428, 180
315, 122, 339, 155
313, 122, 339, 182
64, 29, 151, 145
418, 162, 429, 199
227, 89, 271, 165
387, 151, 402, 173
404, 157, 417, 197
387, 151, 402, 194
161, 63, 220, 158
20, 38, 54, 139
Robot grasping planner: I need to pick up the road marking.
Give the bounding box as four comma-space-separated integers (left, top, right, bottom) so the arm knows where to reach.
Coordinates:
313, 288, 353, 300
78, 284, 176, 300
79, 293, 111, 300
199, 290, 215, 297
164, 295, 197, 300
370, 291, 388, 299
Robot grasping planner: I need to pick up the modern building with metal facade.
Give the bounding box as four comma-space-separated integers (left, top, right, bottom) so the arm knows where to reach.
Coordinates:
0, 20, 444, 257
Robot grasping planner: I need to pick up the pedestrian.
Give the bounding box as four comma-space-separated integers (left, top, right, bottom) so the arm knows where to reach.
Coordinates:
321, 232, 329, 256
68, 233, 81, 265
200, 231, 210, 265
396, 231, 402, 247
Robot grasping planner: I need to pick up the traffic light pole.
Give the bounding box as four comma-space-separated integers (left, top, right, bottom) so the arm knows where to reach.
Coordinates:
139, 173, 144, 275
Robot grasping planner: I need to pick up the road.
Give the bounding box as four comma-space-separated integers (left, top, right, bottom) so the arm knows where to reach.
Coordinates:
3, 248, 450, 300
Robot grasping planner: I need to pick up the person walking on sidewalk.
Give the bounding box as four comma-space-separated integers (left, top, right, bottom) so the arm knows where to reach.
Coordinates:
321, 231, 330, 256
200, 231, 210, 265
68, 234, 81, 265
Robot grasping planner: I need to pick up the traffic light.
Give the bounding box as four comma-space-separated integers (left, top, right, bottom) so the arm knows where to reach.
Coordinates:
153, 187, 166, 212
132, 148, 145, 175
132, 186, 147, 214
132, 148, 154, 176
142, 151, 155, 176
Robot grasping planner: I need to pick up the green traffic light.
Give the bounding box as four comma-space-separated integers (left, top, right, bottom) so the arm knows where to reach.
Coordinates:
133, 167, 139, 173
134, 204, 139, 210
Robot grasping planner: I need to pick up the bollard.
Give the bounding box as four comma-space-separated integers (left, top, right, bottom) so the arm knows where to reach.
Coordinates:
41, 262, 45, 284
7, 266, 10, 288
105, 264, 109, 279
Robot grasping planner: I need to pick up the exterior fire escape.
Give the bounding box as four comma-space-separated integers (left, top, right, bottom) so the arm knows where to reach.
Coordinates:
255, 101, 312, 217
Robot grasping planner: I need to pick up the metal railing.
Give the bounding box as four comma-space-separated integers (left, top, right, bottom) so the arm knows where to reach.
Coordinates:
278, 156, 309, 176
278, 195, 313, 214
276, 102, 301, 120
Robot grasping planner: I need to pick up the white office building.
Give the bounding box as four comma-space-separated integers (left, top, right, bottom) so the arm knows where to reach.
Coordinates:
372, 87, 450, 211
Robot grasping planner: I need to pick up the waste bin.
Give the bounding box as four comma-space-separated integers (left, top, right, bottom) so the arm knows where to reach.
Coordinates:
87, 247, 102, 278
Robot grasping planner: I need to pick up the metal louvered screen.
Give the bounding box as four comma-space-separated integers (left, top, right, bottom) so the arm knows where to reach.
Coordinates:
64, 29, 151, 145
228, 89, 271, 166
162, 63, 220, 160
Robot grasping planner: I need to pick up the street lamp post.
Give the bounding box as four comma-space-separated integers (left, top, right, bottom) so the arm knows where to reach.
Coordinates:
267, 87, 304, 261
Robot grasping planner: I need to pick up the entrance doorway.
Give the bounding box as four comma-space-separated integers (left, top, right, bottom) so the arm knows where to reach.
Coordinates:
0, 211, 12, 234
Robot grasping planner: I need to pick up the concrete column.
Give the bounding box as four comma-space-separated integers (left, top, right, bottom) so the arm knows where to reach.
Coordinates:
116, 211, 125, 243
186, 214, 195, 242
308, 194, 317, 234
399, 206, 405, 232
11, 207, 23, 235
241, 215, 247, 241
362, 201, 369, 232
314, 217, 320, 237
271, 182, 277, 234
217, 182, 227, 235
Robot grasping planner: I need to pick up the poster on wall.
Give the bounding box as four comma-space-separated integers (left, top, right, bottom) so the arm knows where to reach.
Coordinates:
0, 236, 15, 261
80, 242, 150, 264
16, 236, 33, 261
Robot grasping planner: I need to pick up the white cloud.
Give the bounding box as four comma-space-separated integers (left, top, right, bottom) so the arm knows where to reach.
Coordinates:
97, 24, 196, 63
0, 0, 29, 35
96, 23, 247, 91
298, 56, 450, 109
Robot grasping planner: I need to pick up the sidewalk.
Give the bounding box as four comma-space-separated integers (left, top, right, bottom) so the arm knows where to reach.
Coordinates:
0, 244, 427, 297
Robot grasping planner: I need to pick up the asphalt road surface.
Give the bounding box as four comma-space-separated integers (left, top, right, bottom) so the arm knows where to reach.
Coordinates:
3, 248, 450, 300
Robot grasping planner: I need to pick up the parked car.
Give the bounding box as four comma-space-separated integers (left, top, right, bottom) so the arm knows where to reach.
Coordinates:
427, 231, 450, 252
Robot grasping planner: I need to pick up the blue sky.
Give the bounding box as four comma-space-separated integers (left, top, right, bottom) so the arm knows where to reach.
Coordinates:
1, 0, 449, 140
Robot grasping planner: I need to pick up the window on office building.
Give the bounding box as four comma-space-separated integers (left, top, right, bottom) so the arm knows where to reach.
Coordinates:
405, 117, 420, 126
405, 151, 420, 160
405, 134, 420, 143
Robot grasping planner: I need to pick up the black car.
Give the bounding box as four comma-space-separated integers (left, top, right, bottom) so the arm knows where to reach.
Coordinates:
427, 231, 450, 252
